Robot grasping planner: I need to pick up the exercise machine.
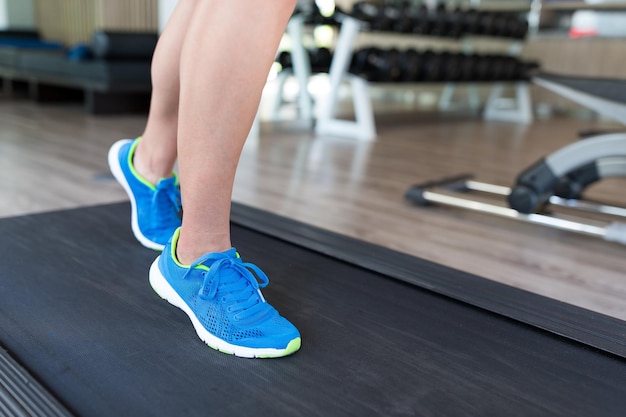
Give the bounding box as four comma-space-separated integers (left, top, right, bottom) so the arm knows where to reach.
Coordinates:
406, 72, 626, 246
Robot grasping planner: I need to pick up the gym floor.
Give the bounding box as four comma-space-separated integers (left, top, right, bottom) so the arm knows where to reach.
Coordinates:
1, 82, 625, 322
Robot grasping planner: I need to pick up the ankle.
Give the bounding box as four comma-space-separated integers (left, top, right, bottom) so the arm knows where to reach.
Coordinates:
133, 139, 175, 185
175, 230, 232, 265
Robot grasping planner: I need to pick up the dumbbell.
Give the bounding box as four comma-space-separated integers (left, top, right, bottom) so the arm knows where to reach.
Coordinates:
351, 2, 376, 22
350, 47, 385, 81
517, 60, 541, 80
489, 13, 510, 37
311, 47, 332, 72
472, 54, 491, 81
410, 5, 433, 35
393, 4, 417, 33
385, 49, 442, 83
483, 12, 520, 38
477, 11, 497, 35
500, 56, 520, 80
445, 7, 466, 38
440, 52, 464, 81
399, 49, 423, 82
484, 55, 505, 80
494, 14, 529, 39
351, 2, 396, 32
277, 47, 333, 73
491, 55, 532, 81
510, 17, 529, 39
462, 9, 481, 35
378, 5, 405, 32
430, 3, 450, 37
351, 47, 408, 82
383, 48, 403, 81
455, 54, 475, 81
277, 50, 293, 70
373, 48, 403, 82
421, 50, 443, 82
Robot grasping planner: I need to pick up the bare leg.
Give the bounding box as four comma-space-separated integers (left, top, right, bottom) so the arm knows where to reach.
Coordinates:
176, 0, 297, 264
134, 0, 199, 185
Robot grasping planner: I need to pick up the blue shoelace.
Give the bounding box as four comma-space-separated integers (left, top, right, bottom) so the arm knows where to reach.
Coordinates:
153, 179, 182, 229
185, 252, 270, 323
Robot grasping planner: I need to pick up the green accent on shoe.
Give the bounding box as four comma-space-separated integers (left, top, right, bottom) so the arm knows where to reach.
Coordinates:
127, 137, 157, 191
259, 337, 302, 358
128, 137, 180, 190
169, 227, 209, 272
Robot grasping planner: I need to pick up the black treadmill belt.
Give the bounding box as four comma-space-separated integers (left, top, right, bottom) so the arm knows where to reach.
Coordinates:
1, 203, 625, 417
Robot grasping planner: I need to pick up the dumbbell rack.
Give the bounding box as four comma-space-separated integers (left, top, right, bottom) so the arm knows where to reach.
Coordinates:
305, 14, 533, 141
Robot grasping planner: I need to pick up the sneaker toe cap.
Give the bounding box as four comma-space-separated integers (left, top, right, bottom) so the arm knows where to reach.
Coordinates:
235, 315, 300, 350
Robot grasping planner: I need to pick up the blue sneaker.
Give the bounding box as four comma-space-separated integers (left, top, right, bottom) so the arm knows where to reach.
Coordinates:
149, 228, 301, 358
108, 138, 182, 251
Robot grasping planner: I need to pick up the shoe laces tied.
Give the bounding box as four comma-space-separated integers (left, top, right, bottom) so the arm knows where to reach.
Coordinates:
153, 179, 182, 226
186, 252, 270, 322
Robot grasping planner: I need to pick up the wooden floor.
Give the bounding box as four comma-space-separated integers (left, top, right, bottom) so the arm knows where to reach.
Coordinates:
1, 91, 625, 322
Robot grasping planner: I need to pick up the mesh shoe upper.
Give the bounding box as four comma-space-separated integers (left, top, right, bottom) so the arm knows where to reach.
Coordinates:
108, 138, 182, 250
151, 228, 301, 356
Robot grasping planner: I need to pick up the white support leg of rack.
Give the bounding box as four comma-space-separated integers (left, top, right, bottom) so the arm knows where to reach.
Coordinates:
438, 38, 481, 113
270, 68, 291, 119
483, 41, 533, 124
438, 82, 482, 112
271, 15, 314, 123
483, 81, 533, 124
315, 16, 376, 141
288, 15, 314, 123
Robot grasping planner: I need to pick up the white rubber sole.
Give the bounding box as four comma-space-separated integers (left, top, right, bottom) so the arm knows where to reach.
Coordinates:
148, 257, 301, 358
107, 139, 164, 251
